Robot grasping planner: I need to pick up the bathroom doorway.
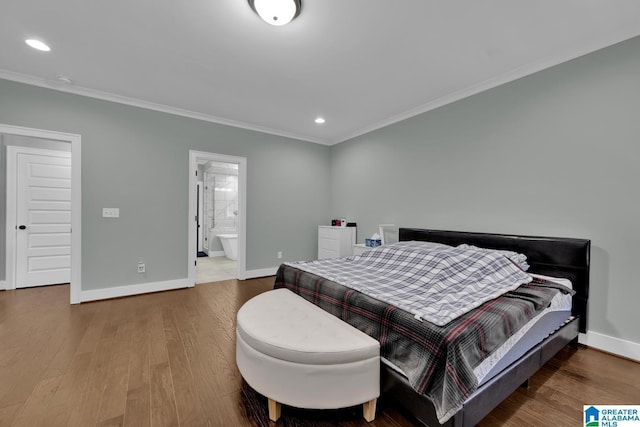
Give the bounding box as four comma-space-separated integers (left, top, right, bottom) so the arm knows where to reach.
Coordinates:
198, 160, 238, 282
188, 151, 246, 285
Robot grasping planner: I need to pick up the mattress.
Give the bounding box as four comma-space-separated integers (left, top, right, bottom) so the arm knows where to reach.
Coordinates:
379, 283, 573, 387
475, 289, 572, 385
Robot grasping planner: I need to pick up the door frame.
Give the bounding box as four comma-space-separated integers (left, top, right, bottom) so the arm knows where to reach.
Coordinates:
188, 150, 247, 285
1, 124, 82, 304
196, 181, 203, 253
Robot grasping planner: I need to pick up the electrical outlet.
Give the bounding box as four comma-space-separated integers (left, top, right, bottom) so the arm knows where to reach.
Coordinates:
137, 262, 145, 273
277, 251, 283, 259
102, 208, 120, 218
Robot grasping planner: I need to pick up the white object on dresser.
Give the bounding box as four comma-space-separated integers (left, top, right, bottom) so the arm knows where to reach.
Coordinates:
318, 226, 356, 259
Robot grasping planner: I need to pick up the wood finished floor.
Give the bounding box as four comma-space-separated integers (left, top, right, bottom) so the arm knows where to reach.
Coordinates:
1, 278, 638, 427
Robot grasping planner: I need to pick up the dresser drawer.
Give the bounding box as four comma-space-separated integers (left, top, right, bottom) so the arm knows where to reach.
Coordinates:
319, 227, 341, 240
319, 237, 340, 252
318, 248, 339, 260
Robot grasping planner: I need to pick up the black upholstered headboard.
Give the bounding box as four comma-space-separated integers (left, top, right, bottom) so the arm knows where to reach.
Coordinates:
399, 228, 591, 333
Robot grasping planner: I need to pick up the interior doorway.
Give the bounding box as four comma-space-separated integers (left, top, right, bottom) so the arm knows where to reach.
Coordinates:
197, 160, 239, 283
9, 146, 71, 288
188, 151, 247, 286
1, 123, 82, 303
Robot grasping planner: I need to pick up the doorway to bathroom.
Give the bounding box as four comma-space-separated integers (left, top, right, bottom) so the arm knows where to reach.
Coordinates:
188, 151, 246, 286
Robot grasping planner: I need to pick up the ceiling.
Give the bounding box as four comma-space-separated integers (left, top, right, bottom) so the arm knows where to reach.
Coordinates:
1, 1, 639, 145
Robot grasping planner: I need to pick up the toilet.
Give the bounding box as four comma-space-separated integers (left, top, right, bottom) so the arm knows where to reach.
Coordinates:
217, 233, 238, 260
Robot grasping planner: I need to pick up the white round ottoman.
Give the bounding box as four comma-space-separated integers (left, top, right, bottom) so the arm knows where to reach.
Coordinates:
236, 288, 380, 422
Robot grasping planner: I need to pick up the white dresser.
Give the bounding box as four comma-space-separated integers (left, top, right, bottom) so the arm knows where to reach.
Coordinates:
318, 226, 356, 259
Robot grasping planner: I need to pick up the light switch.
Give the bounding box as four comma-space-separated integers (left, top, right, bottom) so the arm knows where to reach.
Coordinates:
102, 208, 120, 218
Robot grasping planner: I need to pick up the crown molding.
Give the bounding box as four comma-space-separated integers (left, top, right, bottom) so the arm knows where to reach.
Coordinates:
3, 23, 638, 148
331, 27, 640, 145
0, 69, 331, 146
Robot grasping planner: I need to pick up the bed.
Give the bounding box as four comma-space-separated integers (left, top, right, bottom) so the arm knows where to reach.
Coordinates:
274, 228, 590, 426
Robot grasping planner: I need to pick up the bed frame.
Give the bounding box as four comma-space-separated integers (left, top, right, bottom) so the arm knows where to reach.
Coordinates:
380, 228, 590, 427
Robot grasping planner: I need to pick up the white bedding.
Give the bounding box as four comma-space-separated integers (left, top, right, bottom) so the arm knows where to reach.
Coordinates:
288, 241, 532, 326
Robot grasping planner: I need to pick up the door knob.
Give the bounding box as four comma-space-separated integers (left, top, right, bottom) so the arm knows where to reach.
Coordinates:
18, 225, 26, 230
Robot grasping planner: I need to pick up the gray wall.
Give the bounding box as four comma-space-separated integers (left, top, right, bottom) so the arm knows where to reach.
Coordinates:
331, 36, 640, 345
0, 135, 70, 280
0, 79, 331, 290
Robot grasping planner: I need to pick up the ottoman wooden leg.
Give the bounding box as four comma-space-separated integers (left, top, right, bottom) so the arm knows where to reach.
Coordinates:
268, 398, 281, 422
363, 398, 377, 422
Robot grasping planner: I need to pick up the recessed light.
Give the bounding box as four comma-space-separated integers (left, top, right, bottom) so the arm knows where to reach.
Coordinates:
315, 117, 326, 124
25, 39, 51, 51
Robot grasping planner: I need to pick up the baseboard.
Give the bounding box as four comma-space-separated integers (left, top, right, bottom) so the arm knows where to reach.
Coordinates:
0, 280, 6, 290
579, 331, 640, 362
80, 278, 188, 303
244, 267, 278, 280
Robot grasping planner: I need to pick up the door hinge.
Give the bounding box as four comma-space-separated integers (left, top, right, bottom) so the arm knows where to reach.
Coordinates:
195, 170, 198, 176
195, 260, 197, 266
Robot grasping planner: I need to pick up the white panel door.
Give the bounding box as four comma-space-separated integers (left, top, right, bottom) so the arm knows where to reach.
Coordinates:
15, 150, 72, 288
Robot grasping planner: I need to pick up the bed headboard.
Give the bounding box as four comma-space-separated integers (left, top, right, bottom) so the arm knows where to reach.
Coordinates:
399, 228, 591, 333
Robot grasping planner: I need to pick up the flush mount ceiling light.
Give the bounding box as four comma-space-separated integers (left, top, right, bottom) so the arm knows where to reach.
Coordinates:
314, 117, 326, 124
25, 39, 51, 51
248, 0, 301, 26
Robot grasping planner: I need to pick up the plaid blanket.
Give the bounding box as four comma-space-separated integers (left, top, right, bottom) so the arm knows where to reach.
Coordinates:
285, 241, 532, 326
274, 263, 572, 423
